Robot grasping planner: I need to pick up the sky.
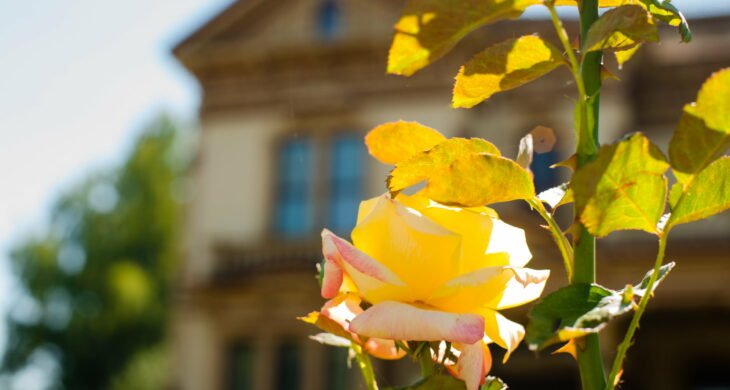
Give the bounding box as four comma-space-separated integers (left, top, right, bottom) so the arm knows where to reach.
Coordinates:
0, 0, 232, 387
0, 0, 727, 388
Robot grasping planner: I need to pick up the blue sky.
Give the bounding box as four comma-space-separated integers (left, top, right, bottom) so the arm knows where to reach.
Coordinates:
0, 0, 727, 387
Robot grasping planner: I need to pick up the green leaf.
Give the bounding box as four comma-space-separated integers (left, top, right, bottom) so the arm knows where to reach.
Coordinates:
639, 0, 691, 42
388, 0, 539, 76
630, 262, 675, 298
668, 157, 730, 228
583, 5, 659, 53
481, 376, 509, 390
527, 262, 674, 350
573, 133, 670, 237
453, 35, 566, 108
526, 284, 632, 350
669, 68, 730, 185
366, 121, 446, 165
388, 374, 466, 390
538, 183, 573, 211
388, 138, 501, 193
423, 153, 535, 207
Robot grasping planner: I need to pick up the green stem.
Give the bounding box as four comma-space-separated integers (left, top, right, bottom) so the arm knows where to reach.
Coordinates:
417, 346, 435, 377
528, 198, 574, 280
546, 3, 586, 99
605, 234, 668, 389
354, 346, 379, 390
575, 0, 606, 389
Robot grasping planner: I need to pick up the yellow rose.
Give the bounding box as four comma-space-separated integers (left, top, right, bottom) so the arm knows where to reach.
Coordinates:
317, 193, 549, 390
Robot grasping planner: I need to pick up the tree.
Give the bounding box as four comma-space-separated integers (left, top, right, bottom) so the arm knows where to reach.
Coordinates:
2, 116, 187, 389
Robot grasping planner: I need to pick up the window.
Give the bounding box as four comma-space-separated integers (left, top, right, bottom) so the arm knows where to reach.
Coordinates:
531, 150, 559, 193
328, 134, 365, 234
275, 342, 301, 390
326, 346, 353, 390
274, 132, 365, 239
316, 0, 341, 41
275, 138, 314, 238
228, 343, 254, 390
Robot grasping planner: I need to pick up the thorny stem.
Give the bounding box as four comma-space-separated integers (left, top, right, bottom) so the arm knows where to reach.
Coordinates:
547, 0, 607, 389
605, 234, 669, 389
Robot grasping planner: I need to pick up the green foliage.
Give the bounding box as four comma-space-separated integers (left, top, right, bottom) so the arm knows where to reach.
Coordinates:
388, 0, 533, 76
388, 137, 500, 194
667, 68, 730, 229
366, 121, 446, 165
526, 262, 674, 350
582, 5, 658, 53
482, 376, 509, 390
453, 35, 566, 108
572, 133, 669, 237
2, 116, 186, 389
423, 153, 535, 206
639, 0, 692, 42
668, 157, 730, 228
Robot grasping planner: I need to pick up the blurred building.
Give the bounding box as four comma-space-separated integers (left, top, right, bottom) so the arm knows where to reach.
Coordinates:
171, 1, 730, 389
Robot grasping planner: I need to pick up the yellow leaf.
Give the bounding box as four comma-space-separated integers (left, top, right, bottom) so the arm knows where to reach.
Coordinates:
669, 68, 730, 186
583, 5, 658, 53
365, 121, 446, 165
614, 44, 641, 69
424, 153, 535, 206
388, 0, 535, 76
388, 138, 501, 194
573, 133, 669, 237
453, 35, 566, 108
668, 157, 730, 228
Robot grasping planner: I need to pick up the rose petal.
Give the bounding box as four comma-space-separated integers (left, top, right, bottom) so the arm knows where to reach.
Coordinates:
454, 342, 492, 390
321, 259, 343, 299
492, 267, 550, 310
396, 193, 522, 273
322, 229, 410, 304
486, 219, 532, 268
478, 309, 525, 362
352, 196, 462, 297
363, 338, 407, 360
427, 266, 548, 312
350, 301, 484, 344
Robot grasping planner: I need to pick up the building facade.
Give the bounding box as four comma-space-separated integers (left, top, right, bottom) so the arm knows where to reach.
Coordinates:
172, 1, 730, 389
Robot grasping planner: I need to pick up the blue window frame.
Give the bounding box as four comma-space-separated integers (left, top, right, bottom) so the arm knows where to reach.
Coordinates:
275, 138, 314, 238
327, 134, 365, 234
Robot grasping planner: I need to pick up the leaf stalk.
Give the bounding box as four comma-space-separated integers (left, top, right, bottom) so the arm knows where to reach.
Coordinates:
605, 233, 669, 389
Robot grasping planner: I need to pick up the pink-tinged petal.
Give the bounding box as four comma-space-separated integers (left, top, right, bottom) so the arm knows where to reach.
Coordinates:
491, 267, 550, 310
454, 342, 492, 390
350, 301, 484, 344
322, 229, 411, 304
321, 259, 343, 299
363, 338, 407, 360
477, 309, 525, 363
322, 229, 404, 285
